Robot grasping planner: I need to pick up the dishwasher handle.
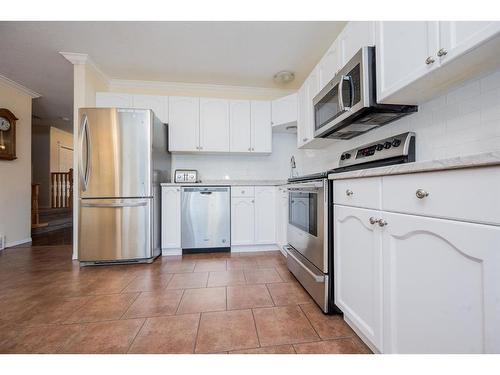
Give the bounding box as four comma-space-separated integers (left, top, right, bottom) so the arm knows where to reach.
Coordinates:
200, 191, 213, 195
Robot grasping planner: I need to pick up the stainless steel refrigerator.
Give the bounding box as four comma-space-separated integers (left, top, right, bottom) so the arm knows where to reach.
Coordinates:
78, 108, 170, 265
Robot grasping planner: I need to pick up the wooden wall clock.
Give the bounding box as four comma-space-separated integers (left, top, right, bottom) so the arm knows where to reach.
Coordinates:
0, 108, 18, 160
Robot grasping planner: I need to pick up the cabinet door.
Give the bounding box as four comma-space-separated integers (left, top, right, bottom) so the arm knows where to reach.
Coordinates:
231, 197, 255, 245
271, 93, 297, 126
296, 83, 308, 148
229, 100, 251, 152
297, 69, 320, 147
200, 98, 230, 152
439, 21, 500, 64
133, 95, 168, 124
375, 21, 440, 103
275, 187, 288, 247
161, 187, 181, 249
168, 96, 200, 152
339, 21, 375, 66
318, 39, 340, 91
254, 186, 276, 244
95, 92, 133, 108
251, 100, 272, 153
382, 212, 500, 354
334, 205, 383, 351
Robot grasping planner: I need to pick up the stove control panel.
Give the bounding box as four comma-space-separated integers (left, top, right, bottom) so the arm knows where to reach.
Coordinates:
338, 132, 415, 169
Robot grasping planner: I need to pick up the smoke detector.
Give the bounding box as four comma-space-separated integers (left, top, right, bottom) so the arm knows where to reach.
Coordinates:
273, 71, 295, 84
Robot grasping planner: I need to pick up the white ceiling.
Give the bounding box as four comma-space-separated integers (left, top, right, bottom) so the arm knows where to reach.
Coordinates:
0, 21, 346, 131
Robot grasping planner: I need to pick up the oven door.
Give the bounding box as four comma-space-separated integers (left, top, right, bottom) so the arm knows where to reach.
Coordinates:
287, 180, 327, 273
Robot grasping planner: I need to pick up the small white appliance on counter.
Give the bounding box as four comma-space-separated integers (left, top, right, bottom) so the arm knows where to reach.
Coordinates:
174, 169, 199, 183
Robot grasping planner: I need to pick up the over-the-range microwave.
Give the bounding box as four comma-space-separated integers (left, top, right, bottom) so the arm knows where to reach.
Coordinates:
313, 46, 418, 140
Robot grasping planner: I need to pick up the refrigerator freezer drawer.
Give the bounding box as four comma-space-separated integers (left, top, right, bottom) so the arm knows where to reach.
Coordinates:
78, 198, 153, 263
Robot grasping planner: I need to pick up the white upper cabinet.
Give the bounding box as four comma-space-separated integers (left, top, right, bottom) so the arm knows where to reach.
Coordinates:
199, 98, 230, 152
254, 186, 276, 244
95, 92, 133, 108
338, 21, 375, 66
318, 39, 340, 91
133, 94, 168, 124
438, 21, 500, 64
271, 93, 297, 127
376, 21, 500, 104
168, 96, 200, 152
382, 211, 500, 354
251, 100, 272, 153
229, 100, 251, 152
375, 21, 440, 104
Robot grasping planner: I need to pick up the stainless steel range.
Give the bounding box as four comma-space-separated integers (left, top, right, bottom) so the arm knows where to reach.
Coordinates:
285, 132, 416, 314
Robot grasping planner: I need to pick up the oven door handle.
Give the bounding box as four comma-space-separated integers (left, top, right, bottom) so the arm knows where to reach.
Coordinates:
285, 247, 325, 283
287, 187, 320, 193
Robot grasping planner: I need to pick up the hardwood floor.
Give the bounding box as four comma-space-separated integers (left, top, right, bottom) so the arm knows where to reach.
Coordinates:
0, 245, 371, 354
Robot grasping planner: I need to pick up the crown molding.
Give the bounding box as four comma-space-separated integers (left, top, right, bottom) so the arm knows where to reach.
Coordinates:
0, 74, 41, 98
59, 52, 110, 85
109, 79, 296, 99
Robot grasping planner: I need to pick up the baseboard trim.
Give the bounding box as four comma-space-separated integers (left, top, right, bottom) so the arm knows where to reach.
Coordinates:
230, 244, 279, 253
6, 237, 32, 248
162, 248, 182, 256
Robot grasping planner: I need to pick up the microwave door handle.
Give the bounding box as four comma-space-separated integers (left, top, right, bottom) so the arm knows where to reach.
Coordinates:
338, 76, 345, 112
339, 75, 353, 111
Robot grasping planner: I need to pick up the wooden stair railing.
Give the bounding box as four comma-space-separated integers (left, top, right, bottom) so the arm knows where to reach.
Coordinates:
51, 168, 73, 208
31, 183, 48, 229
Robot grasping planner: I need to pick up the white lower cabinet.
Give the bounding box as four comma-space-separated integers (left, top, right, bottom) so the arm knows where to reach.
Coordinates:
231, 186, 277, 247
382, 212, 500, 354
334, 205, 383, 352
161, 186, 181, 249
333, 167, 500, 354
254, 187, 276, 244
231, 197, 255, 245
275, 186, 288, 249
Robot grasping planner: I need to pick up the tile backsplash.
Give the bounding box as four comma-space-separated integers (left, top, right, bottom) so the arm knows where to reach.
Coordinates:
172, 68, 500, 180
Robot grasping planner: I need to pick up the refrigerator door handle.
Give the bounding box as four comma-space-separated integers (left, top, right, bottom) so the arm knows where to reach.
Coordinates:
79, 114, 91, 191
81, 201, 148, 208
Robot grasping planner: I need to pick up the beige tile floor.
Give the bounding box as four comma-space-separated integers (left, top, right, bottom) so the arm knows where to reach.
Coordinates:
0, 245, 371, 354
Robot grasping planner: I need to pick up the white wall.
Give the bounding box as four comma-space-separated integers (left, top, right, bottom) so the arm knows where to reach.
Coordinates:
294, 68, 500, 175
172, 133, 297, 181
0, 80, 33, 247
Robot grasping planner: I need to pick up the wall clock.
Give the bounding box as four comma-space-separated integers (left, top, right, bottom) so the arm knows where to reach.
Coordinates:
0, 108, 18, 161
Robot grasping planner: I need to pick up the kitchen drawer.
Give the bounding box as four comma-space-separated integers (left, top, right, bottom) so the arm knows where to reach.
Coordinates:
333, 177, 382, 209
231, 186, 255, 197
382, 166, 500, 225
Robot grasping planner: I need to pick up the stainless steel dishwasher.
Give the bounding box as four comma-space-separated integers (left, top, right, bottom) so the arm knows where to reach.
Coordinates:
181, 186, 231, 253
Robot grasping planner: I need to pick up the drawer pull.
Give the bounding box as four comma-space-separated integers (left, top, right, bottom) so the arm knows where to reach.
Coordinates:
416, 189, 429, 199
369, 217, 379, 225
378, 219, 388, 227
346, 189, 354, 196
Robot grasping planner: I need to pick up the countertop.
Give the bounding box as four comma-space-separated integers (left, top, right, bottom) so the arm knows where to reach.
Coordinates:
160, 179, 287, 187
328, 151, 500, 180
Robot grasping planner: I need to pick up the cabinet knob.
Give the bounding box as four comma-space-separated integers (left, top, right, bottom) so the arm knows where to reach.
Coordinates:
345, 189, 353, 197
177, 188, 180, 192
369, 217, 379, 225
251, 147, 254, 151
425, 56, 436, 65
248, 147, 251, 151
378, 219, 388, 227
302, 137, 308, 142
415, 189, 429, 199
251, 199, 255, 203
437, 48, 448, 57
